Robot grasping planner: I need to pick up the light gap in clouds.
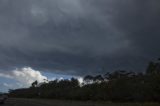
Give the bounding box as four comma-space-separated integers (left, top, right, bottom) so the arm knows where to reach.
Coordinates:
0, 67, 47, 88
0, 67, 84, 92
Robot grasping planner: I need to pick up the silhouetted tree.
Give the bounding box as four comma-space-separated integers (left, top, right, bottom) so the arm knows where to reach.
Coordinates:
9, 58, 160, 102
84, 75, 94, 84
31, 80, 38, 88
93, 75, 104, 82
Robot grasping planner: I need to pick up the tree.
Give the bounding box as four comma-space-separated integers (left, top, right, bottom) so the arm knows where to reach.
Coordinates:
84, 75, 94, 84
146, 60, 160, 74
31, 80, 38, 88
93, 75, 104, 82
146, 61, 156, 74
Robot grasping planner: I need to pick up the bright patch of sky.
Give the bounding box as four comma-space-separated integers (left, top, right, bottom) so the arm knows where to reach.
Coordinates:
42, 71, 74, 80
0, 67, 83, 93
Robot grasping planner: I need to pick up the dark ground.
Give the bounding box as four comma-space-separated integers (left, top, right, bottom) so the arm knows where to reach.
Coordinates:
1, 98, 160, 106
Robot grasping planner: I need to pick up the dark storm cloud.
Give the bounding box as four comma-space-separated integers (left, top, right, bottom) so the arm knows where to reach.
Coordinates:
0, 0, 160, 75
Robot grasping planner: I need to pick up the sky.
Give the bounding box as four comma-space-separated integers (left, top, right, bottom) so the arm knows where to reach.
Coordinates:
0, 0, 160, 92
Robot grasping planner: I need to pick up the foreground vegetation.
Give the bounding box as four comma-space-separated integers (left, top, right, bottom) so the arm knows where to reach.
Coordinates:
9, 59, 160, 102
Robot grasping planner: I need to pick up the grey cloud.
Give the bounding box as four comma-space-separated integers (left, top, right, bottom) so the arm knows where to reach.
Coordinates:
0, 0, 159, 75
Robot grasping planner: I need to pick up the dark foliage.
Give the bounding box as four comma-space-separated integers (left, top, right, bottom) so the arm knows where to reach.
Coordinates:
9, 59, 160, 102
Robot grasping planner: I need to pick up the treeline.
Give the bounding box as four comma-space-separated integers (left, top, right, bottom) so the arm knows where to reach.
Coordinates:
9, 59, 160, 102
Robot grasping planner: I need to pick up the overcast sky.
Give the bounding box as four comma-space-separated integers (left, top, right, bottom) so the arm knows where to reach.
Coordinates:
0, 0, 160, 92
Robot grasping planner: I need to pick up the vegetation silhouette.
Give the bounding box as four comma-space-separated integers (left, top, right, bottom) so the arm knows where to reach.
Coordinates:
9, 59, 160, 102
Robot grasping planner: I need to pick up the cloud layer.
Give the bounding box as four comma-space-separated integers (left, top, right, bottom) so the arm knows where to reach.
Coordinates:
0, 0, 160, 75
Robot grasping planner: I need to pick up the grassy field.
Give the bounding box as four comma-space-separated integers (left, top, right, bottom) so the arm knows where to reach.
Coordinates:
3, 98, 160, 106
